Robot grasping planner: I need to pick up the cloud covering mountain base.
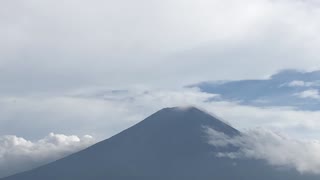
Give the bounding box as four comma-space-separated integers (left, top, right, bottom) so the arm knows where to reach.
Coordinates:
0, 133, 95, 178
207, 128, 320, 174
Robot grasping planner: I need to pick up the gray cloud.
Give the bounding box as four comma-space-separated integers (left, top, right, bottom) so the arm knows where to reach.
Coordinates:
1, 87, 320, 140
2, 1, 320, 175
1, 0, 320, 95
0, 133, 95, 178
207, 128, 320, 174
1, 87, 320, 177
0, 88, 216, 139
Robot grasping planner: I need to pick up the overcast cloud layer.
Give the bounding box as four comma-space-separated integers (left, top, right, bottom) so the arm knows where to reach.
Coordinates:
1, 87, 320, 139
1, 0, 320, 94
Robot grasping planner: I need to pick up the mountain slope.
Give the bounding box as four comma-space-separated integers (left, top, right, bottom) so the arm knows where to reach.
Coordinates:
2, 107, 319, 180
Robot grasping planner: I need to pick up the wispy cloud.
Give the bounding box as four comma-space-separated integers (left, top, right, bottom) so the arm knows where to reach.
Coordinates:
1, 87, 320, 177
1, 87, 320, 140
295, 89, 320, 100
287, 80, 320, 87
194, 70, 320, 110
207, 128, 320, 174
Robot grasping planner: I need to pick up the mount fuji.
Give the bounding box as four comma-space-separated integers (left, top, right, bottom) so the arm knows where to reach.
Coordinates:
2, 107, 319, 180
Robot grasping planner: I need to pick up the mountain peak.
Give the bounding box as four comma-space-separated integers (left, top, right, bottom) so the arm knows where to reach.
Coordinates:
144, 106, 239, 136
3, 107, 319, 180
161, 106, 200, 111
157, 106, 205, 115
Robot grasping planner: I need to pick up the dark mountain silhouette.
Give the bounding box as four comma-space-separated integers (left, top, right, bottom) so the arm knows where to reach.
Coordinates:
2, 107, 319, 180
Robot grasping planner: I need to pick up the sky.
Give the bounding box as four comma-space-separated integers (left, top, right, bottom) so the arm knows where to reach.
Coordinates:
1, 0, 320, 178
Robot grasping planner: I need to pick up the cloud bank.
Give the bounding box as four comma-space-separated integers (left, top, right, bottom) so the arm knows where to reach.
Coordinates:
207, 128, 320, 174
1, 87, 320, 177
0, 133, 95, 178
1, 0, 320, 94
194, 70, 320, 110
1, 87, 320, 140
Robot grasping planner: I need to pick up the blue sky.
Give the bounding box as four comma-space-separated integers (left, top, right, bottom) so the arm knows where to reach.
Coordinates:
193, 70, 320, 110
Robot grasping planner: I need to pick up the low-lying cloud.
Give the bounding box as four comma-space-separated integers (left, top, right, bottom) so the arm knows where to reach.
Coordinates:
207, 128, 320, 174
0, 133, 95, 178
1, 87, 320, 140
1, 87, 320, 177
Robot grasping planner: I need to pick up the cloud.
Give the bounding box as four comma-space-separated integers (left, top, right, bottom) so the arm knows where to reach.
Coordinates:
296, 89, 320, 99
0, 87, 219, 139
193, 70, 320, 110
5, 87, 320, 142
288, 80, 308, 87
287, 80, 320, 87
1, 87, 320, 140
286, 80, 320, 87
2, 0, 320, 177
0, 133, 95, 178
1, 0, 320, 94
207, 128, 320, 174
1, 87, 320, 177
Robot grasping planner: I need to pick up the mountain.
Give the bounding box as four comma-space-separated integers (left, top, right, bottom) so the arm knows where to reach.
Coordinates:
2, 107, 319, 180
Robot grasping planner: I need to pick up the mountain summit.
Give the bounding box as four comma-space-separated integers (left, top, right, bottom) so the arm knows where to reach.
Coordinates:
2, 107, 319, 180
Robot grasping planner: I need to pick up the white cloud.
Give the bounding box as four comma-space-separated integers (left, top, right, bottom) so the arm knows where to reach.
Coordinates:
1, 0, 320, 177
0, 133, 95, 178
295, 89, 320, 99
1, 0, 320, 93
1, 87, 320, 177
0, 88, 219, 139
207, 128, 320, 174
1, 87, 320, 140
288, 80, 307, 87
287, 80, 320, 87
